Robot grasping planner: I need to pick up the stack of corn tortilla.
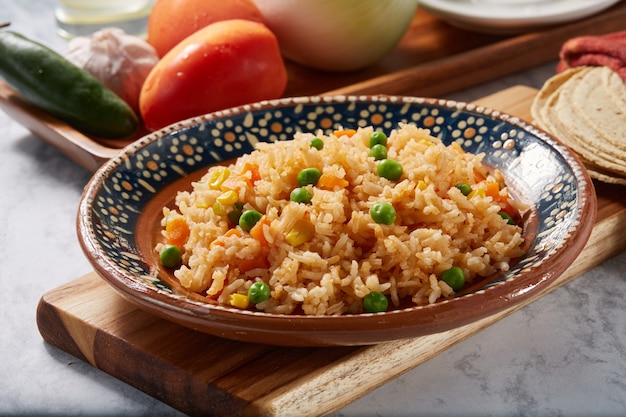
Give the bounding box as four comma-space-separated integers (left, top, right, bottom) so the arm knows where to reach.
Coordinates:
531, 31, 626, 185
531, 66, 626, 185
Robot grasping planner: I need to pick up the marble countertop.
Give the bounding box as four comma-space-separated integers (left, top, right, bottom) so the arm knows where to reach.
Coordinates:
1, 1, 625, 416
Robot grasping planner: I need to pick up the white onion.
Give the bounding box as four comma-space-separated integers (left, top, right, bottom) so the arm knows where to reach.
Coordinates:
251, 0, 419, 72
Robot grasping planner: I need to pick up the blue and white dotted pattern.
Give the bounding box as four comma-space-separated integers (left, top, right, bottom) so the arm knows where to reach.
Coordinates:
83, 95, 587, 306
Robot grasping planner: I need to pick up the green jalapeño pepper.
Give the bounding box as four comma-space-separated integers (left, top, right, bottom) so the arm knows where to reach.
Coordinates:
0, 31, 139, 138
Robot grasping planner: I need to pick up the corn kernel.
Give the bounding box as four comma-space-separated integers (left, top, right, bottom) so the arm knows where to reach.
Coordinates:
229, 293, 250, 309
468, 188, 486, 199
217, 190, 238, 205
418, 139, 434, 147
195, 198, 209, 209
208, 168, 230, 189
285, 219, 315, 247
212, 201, 225, 216
417, 180, 427, 191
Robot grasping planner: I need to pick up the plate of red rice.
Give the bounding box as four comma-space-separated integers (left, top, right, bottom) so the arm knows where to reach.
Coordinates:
78, 95, 596, 346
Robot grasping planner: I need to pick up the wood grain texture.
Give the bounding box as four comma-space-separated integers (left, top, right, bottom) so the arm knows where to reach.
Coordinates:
325, 2, 626, 97
2, 4, 626, 172
0, 81, 125, 171
36, 86, 626, 416
292, 1, 626, 98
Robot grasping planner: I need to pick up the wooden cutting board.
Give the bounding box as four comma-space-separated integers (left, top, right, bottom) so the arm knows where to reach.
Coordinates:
36, 86, 626, 417
2, 3, 626, 172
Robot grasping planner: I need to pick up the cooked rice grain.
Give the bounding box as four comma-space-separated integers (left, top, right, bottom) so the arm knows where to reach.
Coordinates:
159, 124, 526, 315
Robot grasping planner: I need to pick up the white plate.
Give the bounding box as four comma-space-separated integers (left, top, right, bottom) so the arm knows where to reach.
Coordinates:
420, 0, 622, 34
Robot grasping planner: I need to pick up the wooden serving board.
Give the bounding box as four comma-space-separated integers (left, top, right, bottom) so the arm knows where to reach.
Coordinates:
36, 86, 626, 417
2, 3, 626, 172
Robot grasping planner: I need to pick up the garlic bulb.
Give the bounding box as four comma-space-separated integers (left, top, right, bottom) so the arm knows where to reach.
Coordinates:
65, 28, 159, 113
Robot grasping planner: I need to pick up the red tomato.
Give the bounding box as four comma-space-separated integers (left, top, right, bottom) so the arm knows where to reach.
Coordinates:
147, 0, 264, 57
139, 19, 287, 131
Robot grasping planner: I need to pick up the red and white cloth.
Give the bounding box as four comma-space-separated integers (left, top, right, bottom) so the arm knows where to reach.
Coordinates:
557, 30, 626, 82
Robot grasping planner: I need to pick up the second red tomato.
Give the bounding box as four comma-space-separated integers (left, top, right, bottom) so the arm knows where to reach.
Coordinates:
139, 19, 288, 131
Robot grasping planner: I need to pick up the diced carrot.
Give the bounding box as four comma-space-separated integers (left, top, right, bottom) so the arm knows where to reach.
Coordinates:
333, 129, 357, 138
242, 162, 261, 185
210, 228, 242, 247
485, 182, 501, 201
500, 202, 517, 219
238, 256, 270, 273
165, 217, 190, 247
220, 177, 242, 192
499, 193, 517, 219
317, 173, 349, 190
484, 182, 518, 221
224, 228, 242, 238
473, 169, 487, 183
249, 216, 270, 246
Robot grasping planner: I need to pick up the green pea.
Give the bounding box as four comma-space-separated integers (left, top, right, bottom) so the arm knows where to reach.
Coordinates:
297, 167, 322, 186
363, 291, 389, 313
248, 281, 271, 304
290, 187, 313, 204
499, 211, 516, 225
227, 202, 244, 225
160, 244, 182, 268
369, 131, 388, 148
377, 159, 403, 181
370, 202, 396, 225
440, 266, 465, 291
369, 144, 387, 161
239, 209, 263, 232
310, 138, 324, 150
455, 182, 472, 196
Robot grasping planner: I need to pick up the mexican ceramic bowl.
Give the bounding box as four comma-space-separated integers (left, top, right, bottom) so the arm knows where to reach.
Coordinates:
77, 95, 596, 346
